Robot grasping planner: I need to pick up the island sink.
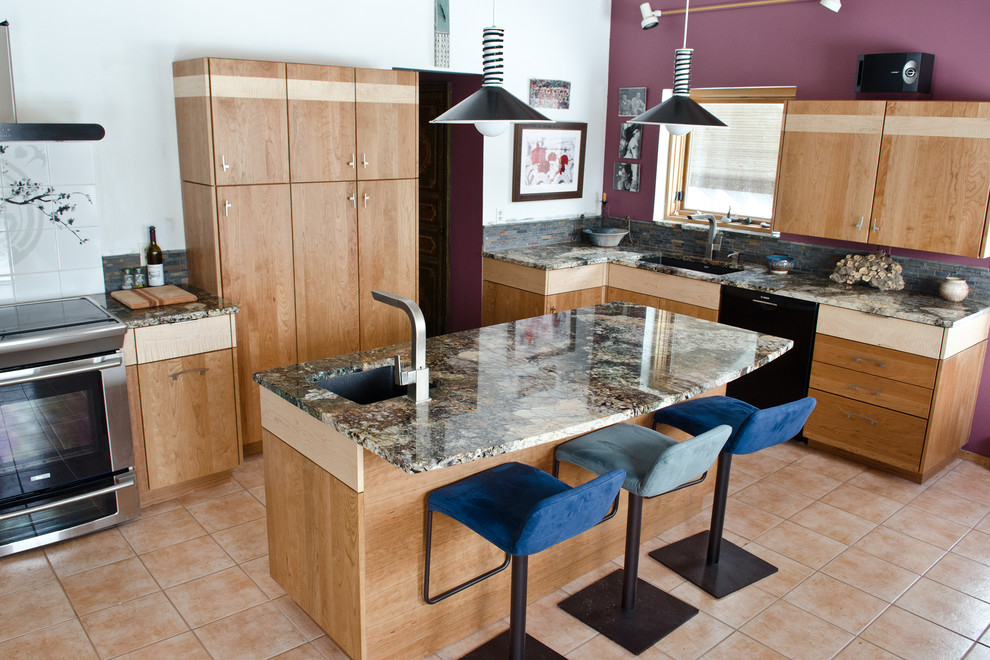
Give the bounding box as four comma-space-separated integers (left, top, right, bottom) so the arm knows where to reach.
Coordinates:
315, 365, 433, 405
640, 255, 742, 276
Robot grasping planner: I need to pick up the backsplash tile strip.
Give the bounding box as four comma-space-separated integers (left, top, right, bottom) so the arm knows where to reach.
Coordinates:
102, 250, 188, 293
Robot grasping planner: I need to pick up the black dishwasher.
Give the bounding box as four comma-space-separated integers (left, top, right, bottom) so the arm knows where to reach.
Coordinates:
718, 286, 819, 415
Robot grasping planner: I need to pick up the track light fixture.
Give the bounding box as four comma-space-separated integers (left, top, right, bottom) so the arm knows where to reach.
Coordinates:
640, 3, 662, 29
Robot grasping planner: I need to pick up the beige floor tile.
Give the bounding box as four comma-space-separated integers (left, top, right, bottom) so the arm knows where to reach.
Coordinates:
734, 542, 815, 598
821, 547, 920, 602
759, 440, 810, 464
272, 642, 327, 659
724, 466, 759, 495
925, 552, 990, 602
832, 638, 901, 659
700, 631, 787, 659
434, 617, 509, 659
908, 486, 990, 527
954, 529, 990, 567
896, 577, 990, 640
791, 451, 866, 483
309, 635, 351, 659
722, 499, 783, 541
186, 490, 266, 533
140, 534, 235, 589
114, 631, 210, 659
967, 643, 990, 660
249, 484, 266, 506
932, 469, 990, 506
44, 528, 134, 578
241, 555, 287, 599
732, 482, 814, 519
119, 507, 207, 555
193, 601, 304, 660
853, 526, 945, 574
730, 452, 790, 480
653, 611, 733, 660
658, 511, 711, 544
80, 591, 188, 658
848, 469, 928, 504
883, 505, 970, 550
212, 517, 268, 564
977, 511, 990, 535
0, 548, 55, 597
566, 632, 675, 659
0, 579, 75, 643
754, 520, 847, 569
819, 483, 902, 524
231, 454, 266, 490
176, 478, 244, 507
165, 566, 266, 628
519, 589, 597, 655
273, 595, 326, 642
559, 559, 621, 595
764, 464, 842, 499
135, 498, 183, 519
0, 618, 98, 659
61, 556, 160, 615
783, 572, 888, 634
789, 501, 875, 545
860, 606, 973, 660
669, 579, 777, 629
740, 600, 852, 660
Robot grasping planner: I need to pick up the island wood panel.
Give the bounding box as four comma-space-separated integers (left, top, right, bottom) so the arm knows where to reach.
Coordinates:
125, 365, 149, 494
772, 101, 885, 240
872, 101, 990, 257
291, 182, 361, 361
138, 350, 238, 490
180, 181, 223, 297
172, 58, 215, 186
921, 340, 987, 478
811, 334, 939, 388
809, 361, 933, 418
286, 63, 356, 183
357, 179, 419, 350
208, 58, 289, 186
264, 430, 365, 660
481, 281, 545, 326
355, 68, 418, 181
607, 264, 720, 310
217, 184, 297, 449
816, 304, 944, 359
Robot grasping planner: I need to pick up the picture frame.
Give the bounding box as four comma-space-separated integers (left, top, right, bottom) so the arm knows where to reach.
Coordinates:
512, 122, 587, 202
529, 79, 571, 109
618, 87, 647, 117
613, 162, 641, 192
618, 122, 643, 159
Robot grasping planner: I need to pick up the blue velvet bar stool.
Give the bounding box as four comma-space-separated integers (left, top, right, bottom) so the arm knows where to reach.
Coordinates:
553, 422, 732, 655
424, 461, 625, 660
650, 396, 817, 599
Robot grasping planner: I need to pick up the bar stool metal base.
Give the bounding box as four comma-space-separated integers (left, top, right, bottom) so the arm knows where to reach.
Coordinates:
558, 570, 699, 655
649, 531, 778, 599
460, 631, 565, 659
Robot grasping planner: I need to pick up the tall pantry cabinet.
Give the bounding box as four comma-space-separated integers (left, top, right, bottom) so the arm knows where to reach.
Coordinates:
173, 58, 419, 451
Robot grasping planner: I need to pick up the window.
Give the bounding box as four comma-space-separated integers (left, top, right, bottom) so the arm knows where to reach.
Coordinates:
658, 87, 795, 232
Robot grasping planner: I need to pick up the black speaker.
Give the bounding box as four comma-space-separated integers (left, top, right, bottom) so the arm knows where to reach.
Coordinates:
856, 52, 934, 93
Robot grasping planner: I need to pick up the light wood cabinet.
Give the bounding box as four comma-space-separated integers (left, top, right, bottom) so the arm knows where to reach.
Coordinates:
804, 305, 989, 482
772, 100, 990, 257
287, 64, 357, 183
607, 265, 720, 321
355, 68, 418, 181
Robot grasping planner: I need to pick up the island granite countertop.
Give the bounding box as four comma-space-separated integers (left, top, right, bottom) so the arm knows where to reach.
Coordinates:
482, 244, 990, 328
254, 301, 792, 474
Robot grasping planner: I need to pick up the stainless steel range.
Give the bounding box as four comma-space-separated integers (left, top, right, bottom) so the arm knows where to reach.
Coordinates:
0, 296, 137, 557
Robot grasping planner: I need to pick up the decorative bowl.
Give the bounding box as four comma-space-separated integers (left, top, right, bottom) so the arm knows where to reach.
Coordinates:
584, 228, 628, 247
939, 277, 969, 302
766, 254, 794, 274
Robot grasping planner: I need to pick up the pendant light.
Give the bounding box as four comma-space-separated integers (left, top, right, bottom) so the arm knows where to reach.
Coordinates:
630, 0, 726, 135
431, 3, 552, 137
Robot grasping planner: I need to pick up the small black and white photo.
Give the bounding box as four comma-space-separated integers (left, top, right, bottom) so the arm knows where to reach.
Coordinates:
613, 162, 641, 192
618, 87, 647, 117
618, 122, 643, 159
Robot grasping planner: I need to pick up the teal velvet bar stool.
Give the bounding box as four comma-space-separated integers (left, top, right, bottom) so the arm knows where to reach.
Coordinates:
650, 396, 817, 598
553, 422, 732, 655
424, 461, 625, 659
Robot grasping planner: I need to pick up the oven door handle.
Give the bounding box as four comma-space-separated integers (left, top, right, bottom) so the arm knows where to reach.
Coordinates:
0, 352, 123, 387
0, 473, 136, 523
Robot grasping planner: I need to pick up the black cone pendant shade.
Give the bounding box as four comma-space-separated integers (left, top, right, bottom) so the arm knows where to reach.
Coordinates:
431, 27, 552, 137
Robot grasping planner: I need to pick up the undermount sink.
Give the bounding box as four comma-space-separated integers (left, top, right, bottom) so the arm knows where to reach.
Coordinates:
315, 365, 434, 405
640, 255, 742, 276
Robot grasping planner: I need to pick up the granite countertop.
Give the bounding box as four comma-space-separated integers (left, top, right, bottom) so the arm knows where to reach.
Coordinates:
482, 244, 990, 328
97, 285, 238, 328
254, 301, 792, 474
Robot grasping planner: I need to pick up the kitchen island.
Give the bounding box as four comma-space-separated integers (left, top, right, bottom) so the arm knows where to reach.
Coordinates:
254, 302, 792, 659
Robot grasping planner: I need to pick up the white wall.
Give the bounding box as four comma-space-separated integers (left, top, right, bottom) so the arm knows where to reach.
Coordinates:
2, 0, 611, 256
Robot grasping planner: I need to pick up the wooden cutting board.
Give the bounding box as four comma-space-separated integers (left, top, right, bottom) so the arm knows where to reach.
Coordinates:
110, 285, 198, 309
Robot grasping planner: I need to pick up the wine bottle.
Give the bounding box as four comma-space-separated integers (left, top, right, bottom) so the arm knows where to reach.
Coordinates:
147, 225, 164, 286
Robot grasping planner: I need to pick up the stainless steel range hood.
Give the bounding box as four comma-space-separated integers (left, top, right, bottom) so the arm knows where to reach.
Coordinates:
0, 21, 104, 141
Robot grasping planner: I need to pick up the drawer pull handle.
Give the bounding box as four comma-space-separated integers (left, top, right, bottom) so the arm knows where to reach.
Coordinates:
853, 356, 887, 368
170, 368, 209, 380
845, 411, 878, 425
849, 384, 882, 396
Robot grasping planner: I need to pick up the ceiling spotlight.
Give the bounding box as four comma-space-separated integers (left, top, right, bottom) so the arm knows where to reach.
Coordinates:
640, 2, 662, 29
820, 0, 841, 11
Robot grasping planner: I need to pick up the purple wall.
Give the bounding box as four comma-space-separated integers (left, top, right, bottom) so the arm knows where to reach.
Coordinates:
605, 0, 990, 456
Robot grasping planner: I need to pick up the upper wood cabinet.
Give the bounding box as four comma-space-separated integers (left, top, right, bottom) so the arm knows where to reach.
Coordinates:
773, 100, 990, 258
287, 64, 357, 183
355, 68, 419, 181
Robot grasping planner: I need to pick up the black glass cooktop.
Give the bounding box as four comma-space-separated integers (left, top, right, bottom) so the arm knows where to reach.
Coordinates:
0, 298, 117, 339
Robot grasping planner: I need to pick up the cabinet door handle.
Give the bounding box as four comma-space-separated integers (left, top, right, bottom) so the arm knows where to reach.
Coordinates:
845, 411, 878, 425
852, 356, 886, 368
753, 299, 778, 308
849, 384, 882, 396
362, 153, 369, 168
224, 201, 232, 217
221, 155, 231, 172
872, 218, 880, 232
170, 368, 209, 381
348, 194, 356, 208
855, 216, 864, 230
348, 153, 356, 169
363, 193, 370, 208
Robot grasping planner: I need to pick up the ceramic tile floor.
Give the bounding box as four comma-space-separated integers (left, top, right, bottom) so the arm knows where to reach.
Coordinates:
2, 444, 990, 659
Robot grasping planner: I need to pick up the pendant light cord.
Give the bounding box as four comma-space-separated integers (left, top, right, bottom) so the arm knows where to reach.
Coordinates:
683, 0, 691, 48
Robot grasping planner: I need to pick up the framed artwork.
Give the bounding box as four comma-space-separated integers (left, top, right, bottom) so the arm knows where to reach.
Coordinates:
613, 162, 641, 192
618, 87, 647, 117
529, 79, 571, 109
618, 122, 643, 159
512, 122, 587, 202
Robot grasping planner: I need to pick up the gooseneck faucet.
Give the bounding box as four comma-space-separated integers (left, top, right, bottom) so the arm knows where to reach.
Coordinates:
371, 290, 430, 403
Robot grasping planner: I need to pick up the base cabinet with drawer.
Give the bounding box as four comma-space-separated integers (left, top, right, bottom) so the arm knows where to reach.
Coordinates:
805, 304, 988, 482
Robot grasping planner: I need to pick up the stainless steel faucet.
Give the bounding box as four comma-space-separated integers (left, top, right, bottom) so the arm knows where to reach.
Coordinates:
371, 290, 430, 403
705, 215, 720, 259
